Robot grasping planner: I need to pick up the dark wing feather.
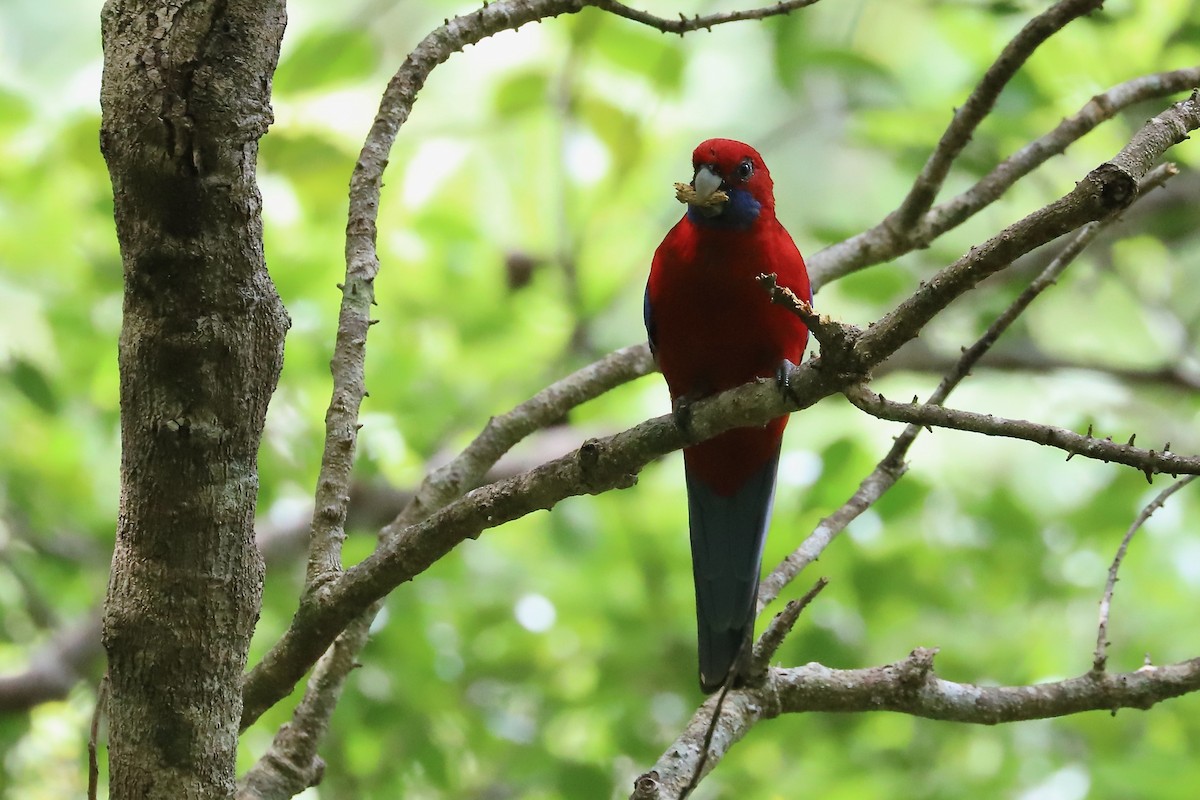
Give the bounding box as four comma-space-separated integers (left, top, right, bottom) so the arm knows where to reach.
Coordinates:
643, 284, 657, 356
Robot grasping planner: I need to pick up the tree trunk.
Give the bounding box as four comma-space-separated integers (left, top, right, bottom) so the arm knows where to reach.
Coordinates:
98, 1, 289, 797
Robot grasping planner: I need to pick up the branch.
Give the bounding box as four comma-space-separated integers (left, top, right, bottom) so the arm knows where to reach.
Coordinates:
890, 0, 1103, 232
760, 176, 1121, 605
244, 355, 653, 736
632, 650, 1200, 797
241, 357, 840, 728
882, 342, 1200, 394
890, 160, 1177, 406
811, 66, 1200, 289
311, 0, 818, 570
255, 0, 616, 770
761, 155, 1183, 616
909, 68, 1200, 264
392, 343, 653, 530
845, 384, 1200, 480
750, 578, 828, 679
591, 0, 822, 34
242, 351, 653, 775
236, 611, 372, 799
28, 163, 1156, 724
879, 162, 1187, 395
257, 425, 620, 564
1093, 475, 1198, 673
246, 0, 833, 747
743, 164, 1179, 786
242, 92, 1200, 727
758, 456, 904, 611
852, 89, 1199, 367
306, 0, 594, 587
0, 614, 101, 712
676, 161, 1184, 790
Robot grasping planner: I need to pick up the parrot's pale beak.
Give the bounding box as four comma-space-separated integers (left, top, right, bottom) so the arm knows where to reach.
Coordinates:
690, 164, 727, 217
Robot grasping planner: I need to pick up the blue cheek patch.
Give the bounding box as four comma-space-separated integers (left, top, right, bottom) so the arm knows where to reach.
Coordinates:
687, 187, 762, 230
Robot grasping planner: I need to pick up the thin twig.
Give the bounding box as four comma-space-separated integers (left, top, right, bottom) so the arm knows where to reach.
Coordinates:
87, 672, 109, 800
1093, 475, 1198, 673
392, 344, 653, 531
890, 0, 1103, 233
880, 343, 1200, 394
811, 66, 1200, 290
681, 679, 737, 799
591, 0, 823, 35
751, 578, 829, 676
306, 0, 596, 588
759, 465, 902, 611
756, 273, 863, 360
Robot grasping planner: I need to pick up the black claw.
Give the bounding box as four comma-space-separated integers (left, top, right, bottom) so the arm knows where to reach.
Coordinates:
775, 359, 800, 404
672, 396, 694, 435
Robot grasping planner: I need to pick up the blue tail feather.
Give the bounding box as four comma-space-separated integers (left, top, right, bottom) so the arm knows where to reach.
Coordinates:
685, 449, 780, 693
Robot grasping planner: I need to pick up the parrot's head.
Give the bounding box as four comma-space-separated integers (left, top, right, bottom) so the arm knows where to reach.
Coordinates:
683, 138, 775, 230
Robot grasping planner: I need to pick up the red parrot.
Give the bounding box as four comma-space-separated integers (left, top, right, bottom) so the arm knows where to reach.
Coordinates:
645, 139, 811, 692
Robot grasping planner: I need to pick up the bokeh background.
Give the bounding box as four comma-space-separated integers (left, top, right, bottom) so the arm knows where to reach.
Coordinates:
2, 0, 1200, 797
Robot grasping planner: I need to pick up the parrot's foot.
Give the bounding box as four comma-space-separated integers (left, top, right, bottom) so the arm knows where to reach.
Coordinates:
775, 358, 801, 405
671, 395, 696, 435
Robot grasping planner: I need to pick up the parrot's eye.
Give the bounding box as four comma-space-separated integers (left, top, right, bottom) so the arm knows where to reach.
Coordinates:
735, 158, 754, 182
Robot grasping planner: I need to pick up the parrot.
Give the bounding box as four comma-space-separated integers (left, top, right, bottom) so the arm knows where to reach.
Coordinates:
644, 138, 811, 693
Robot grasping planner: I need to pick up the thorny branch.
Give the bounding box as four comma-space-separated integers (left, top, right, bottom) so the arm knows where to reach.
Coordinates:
591, 0, 823, 34
845, 384, 1200, 481
1093, 475, 1198, 673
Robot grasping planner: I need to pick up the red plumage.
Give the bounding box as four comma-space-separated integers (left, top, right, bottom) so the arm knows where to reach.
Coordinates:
645, 138, 810, 691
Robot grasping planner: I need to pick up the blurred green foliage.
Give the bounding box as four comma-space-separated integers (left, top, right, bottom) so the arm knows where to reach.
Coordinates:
2, 0, 1200, 798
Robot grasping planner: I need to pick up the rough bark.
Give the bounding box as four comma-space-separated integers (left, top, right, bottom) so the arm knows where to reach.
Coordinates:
98, 1, 289, 797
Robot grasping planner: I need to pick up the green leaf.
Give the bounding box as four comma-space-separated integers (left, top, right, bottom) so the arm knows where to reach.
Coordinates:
8, 358, 58, 414
274, 28, 380, 94
0, 87, 31, 138
588, 15, 684, 92
493, 69, 550, 117
576, 93, 643, 178
835, 263, 910, 304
